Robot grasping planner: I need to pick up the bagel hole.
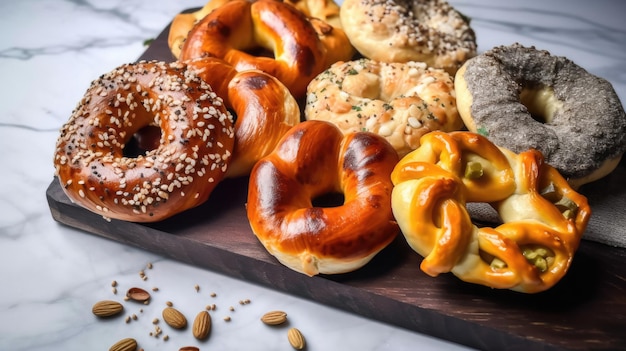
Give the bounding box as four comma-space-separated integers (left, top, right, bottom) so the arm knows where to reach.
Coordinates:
519, 86, 559, 124
246, 46, 275, 59
311, 192, 345, 208
123, 125, 161, 157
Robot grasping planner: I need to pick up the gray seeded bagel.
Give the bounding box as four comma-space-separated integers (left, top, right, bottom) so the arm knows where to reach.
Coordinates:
455, 43, 626, 187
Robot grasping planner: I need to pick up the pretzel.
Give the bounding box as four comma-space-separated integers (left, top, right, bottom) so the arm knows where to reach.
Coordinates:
168, 0, 343, 61
186, 58, 301, 178
247, 120, 399, 276
391, 131, 591, 293
177, 0, 354, 98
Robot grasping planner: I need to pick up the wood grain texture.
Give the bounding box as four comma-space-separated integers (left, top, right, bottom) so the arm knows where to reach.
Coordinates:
46, 17, 626, 351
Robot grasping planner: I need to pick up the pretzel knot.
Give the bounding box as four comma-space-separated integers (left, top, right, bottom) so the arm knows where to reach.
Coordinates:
391, 131, 591, 293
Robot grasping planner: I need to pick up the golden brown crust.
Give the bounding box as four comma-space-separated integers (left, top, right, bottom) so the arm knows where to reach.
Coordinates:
305, 58, 463, 157
168, 0, 345, 59
247, 120, 399, 276
53, 60, 235, 222
391, 131, 591, 293
340, 0, 476, 74
178, 0, 353, 98
167, 0, 231, 59
186, 58, 301, 178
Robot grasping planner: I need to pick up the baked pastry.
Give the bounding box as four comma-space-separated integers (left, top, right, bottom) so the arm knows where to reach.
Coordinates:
455, 43, 626, 188
247, 120, 399, 276
168, 0, 344, 58
178, 0, 354, 98
186, 58, 301, 178
305, 58, 463, 157
391, 131, 591, 293
340, 0, 476, 74
53, 60, 235, 222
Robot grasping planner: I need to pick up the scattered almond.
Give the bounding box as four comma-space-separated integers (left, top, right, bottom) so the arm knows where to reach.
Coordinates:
92, 300, 124, 318
288, 328, 305, 350
126, 287, 150, 302
109, 337, 137, 351
261, 311, 288, 326
192, 310, 211, 340
162, 307, 187, 329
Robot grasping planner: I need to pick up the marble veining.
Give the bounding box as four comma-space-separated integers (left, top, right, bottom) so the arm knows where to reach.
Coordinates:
1, 0, 625, 350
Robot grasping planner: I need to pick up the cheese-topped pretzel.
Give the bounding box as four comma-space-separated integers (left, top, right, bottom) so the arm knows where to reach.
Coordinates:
391, 131, 591, 293
178, 0, 354, 98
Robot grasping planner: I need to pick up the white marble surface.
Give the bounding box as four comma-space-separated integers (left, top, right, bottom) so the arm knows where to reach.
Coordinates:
0, 0, 625, 350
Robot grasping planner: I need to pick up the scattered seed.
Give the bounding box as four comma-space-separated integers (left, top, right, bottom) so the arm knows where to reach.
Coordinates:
92, 300, 124, 318
223, 316, 231, 322
127, 287, 151, 302
288, 328, 306, 350
194, 284, 200, 292
261, 311, 288, 326
166, 301, 173, 307
108, 337, 137, 351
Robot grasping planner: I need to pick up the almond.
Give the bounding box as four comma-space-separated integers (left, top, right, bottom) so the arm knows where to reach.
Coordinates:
109, 337, 137, 351
192, 310, 211, 340
162, 306, 187, 329
287, 327, 305, 350
92, 300, 124, 317
126, 287, 151, 302
260, 310, 288, 325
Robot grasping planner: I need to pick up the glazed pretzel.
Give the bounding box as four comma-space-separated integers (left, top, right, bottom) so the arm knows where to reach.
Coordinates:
177, 0, 354, 98
391, 131, 591, 293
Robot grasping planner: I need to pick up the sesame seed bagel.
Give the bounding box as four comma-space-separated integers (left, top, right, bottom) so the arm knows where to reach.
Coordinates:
455, 43, 626, 188
340, 0, 476, 74
54, 60, 235, 222
305, 58, 464, 157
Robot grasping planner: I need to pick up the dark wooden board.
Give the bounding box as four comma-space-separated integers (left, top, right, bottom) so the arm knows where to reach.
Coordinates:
47, 17, 626, 351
